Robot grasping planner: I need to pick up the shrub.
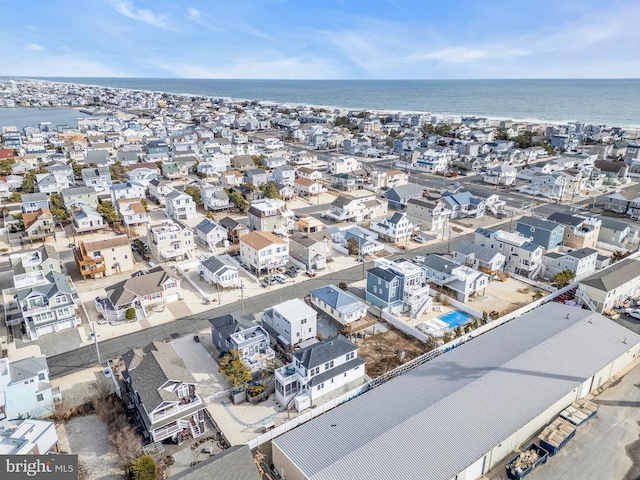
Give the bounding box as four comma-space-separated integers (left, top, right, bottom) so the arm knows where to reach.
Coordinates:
125, 308, 136, 321
129, 455, 157, 480
338, 282, 348, 291
247, 385, 265, 397
441, 296, 450, 307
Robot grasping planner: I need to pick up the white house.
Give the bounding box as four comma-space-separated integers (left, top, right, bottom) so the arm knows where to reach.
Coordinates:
199, 256, 240, 289
274, 335, 366, 411
294, 177, 326, 197
329, 157, 361, 174
165, 189, 197, 221
369, 212, 418, 243
483, 164, 517, 186
148, 179, 173, 206
261, 298, 317, 347
474, 228, 545, 279
0, 356, 60, 420
147, 220, 195, 262
110, 181, 146, 204
194, 218, 228, 250
308, 284, 368, 326
201, 186, 231, 212
240, 231, 289, 274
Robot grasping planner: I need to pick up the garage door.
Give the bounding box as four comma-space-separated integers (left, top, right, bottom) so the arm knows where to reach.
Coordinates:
36, 324, 55, 337
56, 319, 74, 331
165, 292, 180, 303
464, 455, 485, 480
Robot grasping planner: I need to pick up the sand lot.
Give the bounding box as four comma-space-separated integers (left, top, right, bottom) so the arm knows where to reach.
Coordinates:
56, 415, 122, 480
467, 277, 546, 316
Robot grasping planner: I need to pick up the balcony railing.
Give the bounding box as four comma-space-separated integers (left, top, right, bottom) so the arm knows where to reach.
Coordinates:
151, 395, 202, 423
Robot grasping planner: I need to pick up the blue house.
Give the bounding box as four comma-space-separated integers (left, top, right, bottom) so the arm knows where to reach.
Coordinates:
145, 140, 169, 158
21, 193, 50, 214
366, 266, 403, 312
384, 183, 425, 210
515, 216, 565, 250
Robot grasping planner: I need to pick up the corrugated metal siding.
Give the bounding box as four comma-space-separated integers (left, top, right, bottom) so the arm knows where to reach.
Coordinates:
272, 303, 640, 480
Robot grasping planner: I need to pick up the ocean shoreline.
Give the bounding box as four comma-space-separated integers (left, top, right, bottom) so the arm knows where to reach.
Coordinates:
5, 77, 640, 130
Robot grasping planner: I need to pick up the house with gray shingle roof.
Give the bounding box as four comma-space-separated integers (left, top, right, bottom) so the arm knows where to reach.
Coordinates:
576, 258, 640, 312
0, 355, 60, 420
195, 219, 228, 250
274, 335, 365, 411
369, 212, 418, 243
167, 445, 261, 480
121, 342, 206, 444
452, 241, 505, 272
199, 256, 239, 289
309, 284, 367, 326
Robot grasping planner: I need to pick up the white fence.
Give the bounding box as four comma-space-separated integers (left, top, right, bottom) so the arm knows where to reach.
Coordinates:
176, 262, 211, 302
380, 310, 428, 343
245, 383, 370, 449
442, 295, 483, 318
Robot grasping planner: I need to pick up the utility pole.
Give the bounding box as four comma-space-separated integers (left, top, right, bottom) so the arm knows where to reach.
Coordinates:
240, 281, 245, 314
90, 321, 102, 366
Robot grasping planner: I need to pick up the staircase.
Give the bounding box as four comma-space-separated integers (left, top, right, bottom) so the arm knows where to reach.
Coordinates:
189, 417, 201, 438
143, 441, 164, 456
412, 297, 432, 319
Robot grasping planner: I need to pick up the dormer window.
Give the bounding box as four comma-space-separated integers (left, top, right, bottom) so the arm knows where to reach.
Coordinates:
176, 384, 189, 398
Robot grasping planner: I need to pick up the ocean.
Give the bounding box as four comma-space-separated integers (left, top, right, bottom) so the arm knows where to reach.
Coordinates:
0, 107, 90, 130
34, 77, 640, 128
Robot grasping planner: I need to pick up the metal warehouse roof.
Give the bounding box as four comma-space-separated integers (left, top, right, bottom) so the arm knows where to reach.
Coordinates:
273, 303, 640, 480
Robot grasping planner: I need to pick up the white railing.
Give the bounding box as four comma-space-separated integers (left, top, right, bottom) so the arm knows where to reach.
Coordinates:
246, 382, 370, 449
379, 310, 428, 343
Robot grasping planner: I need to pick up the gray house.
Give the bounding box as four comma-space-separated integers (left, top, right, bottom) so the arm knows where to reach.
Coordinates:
61, 186, 99, 210
289, 233, 330, 270
245, 168, 269, 187
423, 254, 488, 302
21, 193, 50, 213
542, 248, 598, 281
515, 216, 565, 250
452, 241, 506, 272
598, 217, 631, 248
384, 183, 425, 210
603, 191, 633, 214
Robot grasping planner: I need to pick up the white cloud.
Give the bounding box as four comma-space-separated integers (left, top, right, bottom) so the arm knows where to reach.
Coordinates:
26, 43, 44, 51
107, 0, 174, 30
410, 47, 530, 64
186, 7, 200, 20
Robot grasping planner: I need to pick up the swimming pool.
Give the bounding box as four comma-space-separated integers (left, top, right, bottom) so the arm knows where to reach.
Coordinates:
438, 310, 473, 328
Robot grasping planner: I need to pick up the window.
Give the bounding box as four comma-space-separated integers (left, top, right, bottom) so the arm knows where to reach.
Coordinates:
36, 394, 44, 402
38, 373, 45, 381
324, 361, 334, 370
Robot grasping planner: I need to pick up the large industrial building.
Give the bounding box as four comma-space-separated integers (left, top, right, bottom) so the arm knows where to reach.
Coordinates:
272, 303, 640, 480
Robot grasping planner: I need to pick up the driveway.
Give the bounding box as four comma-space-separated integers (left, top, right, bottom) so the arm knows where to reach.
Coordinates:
170, 335, 230, 402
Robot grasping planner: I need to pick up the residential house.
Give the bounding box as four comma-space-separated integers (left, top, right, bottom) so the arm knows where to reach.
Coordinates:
452, 241, 506, 273
35, 173, 71, 194
289, 233, 330, 271
220, 170, 244, 188
165, 189, 197, 221
384, 184, 425, 210
422, 255, 489, 303
474, 228, 545, 278
274, 335, 366, 411
245, 168, 269, 187
308, 284, 368, 327
598, 217, 631, 249
195, 218, 228, 250
219, 216, 249, 244
124, 163, 160, 187
110, 181, 146, 204
144, 140, 170, 160
273, 165, 296, 186
208, 317, 275, 373
5, 270, 80, 339
340, 227, 384, 257
9, 246, 62, 277
60, 186, 98, 210
21, 193, 49, 214
22, 209, 54, 244
117, 150, 141, 165
329, 157, 361, 174
441, 191, 486, 219
576, 258, 640, 312
0, 418, 59, 455
593, 160, 629, 185
325, 195, 387, 222
542, 248, 598, 281
603, 191, 634, 214
147, 220, 195, 262
526, 172, 567, 198
294, 177, 326, 197
0, 356, 60, 420
162, 162, 189, 180
406, 198, 451, 233
47, 164, 74, 184
269, 181, 295, 201
262, 299, 318, 347
75, 235, 135, 279
370, 169, 409, 190
370, 212, 418, 244
81, 167, 112, 191
296, 167, 322, 181
483, 164, 517, 186
232, 155, 255, 171
296, 216, 324, 234
331, 173, 359, 192
117, 198, 150, 226
121, 342, 206, 444
201, 186, 231, 212
247, 199, 294, 234
71, 204, 107, 233
239, 231, 289, 274
148, 179, 173, 206
199, 257, 240, 289
547, 212, 601, 249
627, 196, 640, 220
366, 258, 431, 317
515, 216, 565, 250
96, 266, 181, 321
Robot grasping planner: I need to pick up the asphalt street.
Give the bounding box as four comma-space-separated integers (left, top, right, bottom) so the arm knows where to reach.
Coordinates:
45, 225, 482, 379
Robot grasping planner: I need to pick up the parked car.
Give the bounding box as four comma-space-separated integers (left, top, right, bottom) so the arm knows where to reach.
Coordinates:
306, 269, 317, 277
273, 274, 288, 283
412, 255, 425, 264
625, 308, 640, 320
414, 236, 427, 243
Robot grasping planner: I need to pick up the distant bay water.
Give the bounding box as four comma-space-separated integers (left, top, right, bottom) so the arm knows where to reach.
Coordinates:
0, 107, 90, 130
12, 78, 640, 128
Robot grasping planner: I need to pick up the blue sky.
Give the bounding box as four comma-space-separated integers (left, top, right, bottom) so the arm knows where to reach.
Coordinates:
1, 0, 639, 79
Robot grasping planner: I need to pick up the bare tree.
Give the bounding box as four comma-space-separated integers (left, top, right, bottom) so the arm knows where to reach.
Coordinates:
109, 424, 143, 468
